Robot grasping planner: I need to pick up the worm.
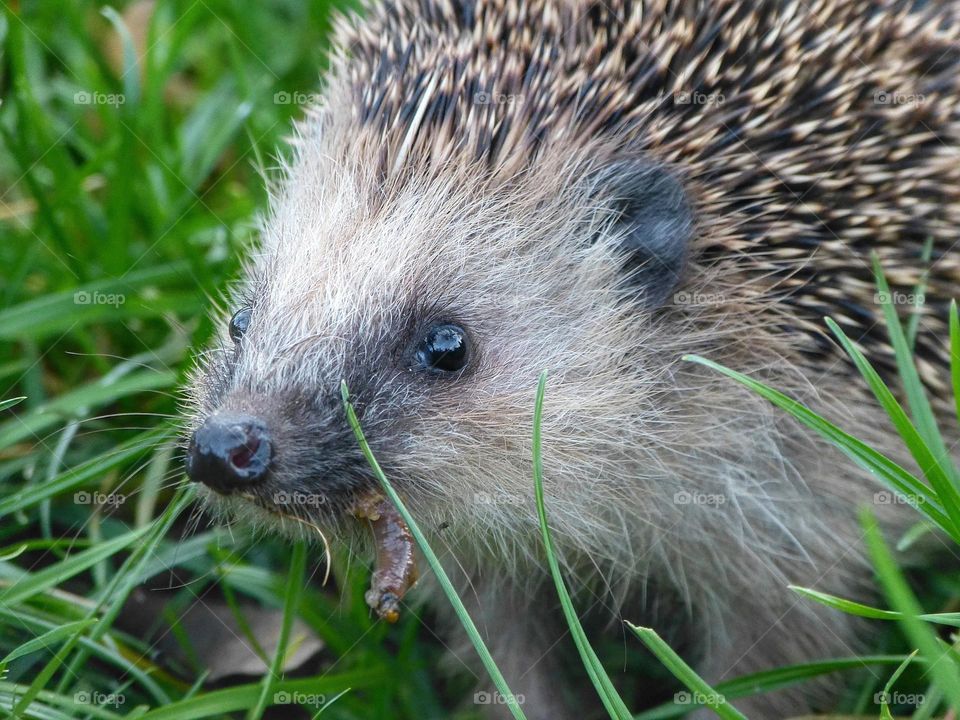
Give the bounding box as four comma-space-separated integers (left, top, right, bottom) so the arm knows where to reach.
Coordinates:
353, 493, 419, 623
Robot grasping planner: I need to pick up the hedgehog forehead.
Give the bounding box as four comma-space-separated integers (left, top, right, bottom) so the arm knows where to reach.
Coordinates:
256, 153, 588, 306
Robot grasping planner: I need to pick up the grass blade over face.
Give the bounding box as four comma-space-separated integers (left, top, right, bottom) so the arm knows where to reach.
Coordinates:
824, 316, 960, 536
341, 382, 528, 720
682, 355, 957, 541
531, 372, 633, 720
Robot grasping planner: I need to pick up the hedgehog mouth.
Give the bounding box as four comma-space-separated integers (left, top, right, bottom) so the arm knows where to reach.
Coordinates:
230, 483, 353, 520
229, 487, 418, 624
225, 490, 335, 581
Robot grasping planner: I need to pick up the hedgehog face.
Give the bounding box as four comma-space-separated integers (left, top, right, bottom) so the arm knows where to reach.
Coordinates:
183, 138, 697, 557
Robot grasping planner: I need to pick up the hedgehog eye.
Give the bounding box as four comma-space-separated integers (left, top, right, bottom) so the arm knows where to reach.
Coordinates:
229, 307, 252, 344
414, 323, 470, 374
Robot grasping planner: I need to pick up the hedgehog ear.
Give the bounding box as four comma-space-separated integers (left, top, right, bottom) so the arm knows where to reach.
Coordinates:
592, 160, 693, 308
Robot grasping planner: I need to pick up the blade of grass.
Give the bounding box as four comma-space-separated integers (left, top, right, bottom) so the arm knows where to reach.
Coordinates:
0, 607, 169, 703
101, 7, 142, 107
314, 687, 351, 716
683, 355, 956, 541
872, 256, 955, 482
136, 671, 381, 720
825, 316, 960, 536
0, 619, 96, 667
0, 370, 176, 449
861, 508, 960, 709
0, 525, 151, 607
628, 625, 746, 720
220, 579, 270, 666
633, 655, 916, 720
0, 681, 126, 720
341, 382, 528, 720
950, 300, 960, 433
897, 521, 937, 551
790, 586, 960, 627
246, 541, 307, 720
0, 263, 192, 340
905, 237, 933, 351
0, 426, 174, 520
46, 488, 196, 705
532, 371, 632, 720
0, 396, 26, 412
878, 650, 918, 720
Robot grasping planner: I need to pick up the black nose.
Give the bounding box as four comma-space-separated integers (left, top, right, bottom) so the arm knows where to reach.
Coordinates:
187, 414, 273, 492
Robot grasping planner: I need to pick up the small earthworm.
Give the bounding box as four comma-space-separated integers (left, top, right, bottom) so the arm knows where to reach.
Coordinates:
353, 493, 419, 623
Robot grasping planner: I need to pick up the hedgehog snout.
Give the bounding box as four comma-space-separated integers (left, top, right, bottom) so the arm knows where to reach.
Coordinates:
187, 413, 273, 493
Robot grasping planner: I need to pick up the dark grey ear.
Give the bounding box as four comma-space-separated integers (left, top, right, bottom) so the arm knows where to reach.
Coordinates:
593, 160, 693, 308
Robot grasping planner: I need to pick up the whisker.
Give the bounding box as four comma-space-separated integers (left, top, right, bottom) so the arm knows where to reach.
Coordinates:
237, 493, 332, 586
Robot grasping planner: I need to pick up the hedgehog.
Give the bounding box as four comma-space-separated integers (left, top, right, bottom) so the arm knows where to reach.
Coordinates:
182, 0, 960, 717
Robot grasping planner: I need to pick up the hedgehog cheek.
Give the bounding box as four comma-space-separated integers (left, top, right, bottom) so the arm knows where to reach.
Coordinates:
593, 159, 693, 308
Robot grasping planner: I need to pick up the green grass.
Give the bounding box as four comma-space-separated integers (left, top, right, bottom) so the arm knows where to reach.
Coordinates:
2, 2, 959, 718
679, 260, 960, 716
0, 2, 464, 718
